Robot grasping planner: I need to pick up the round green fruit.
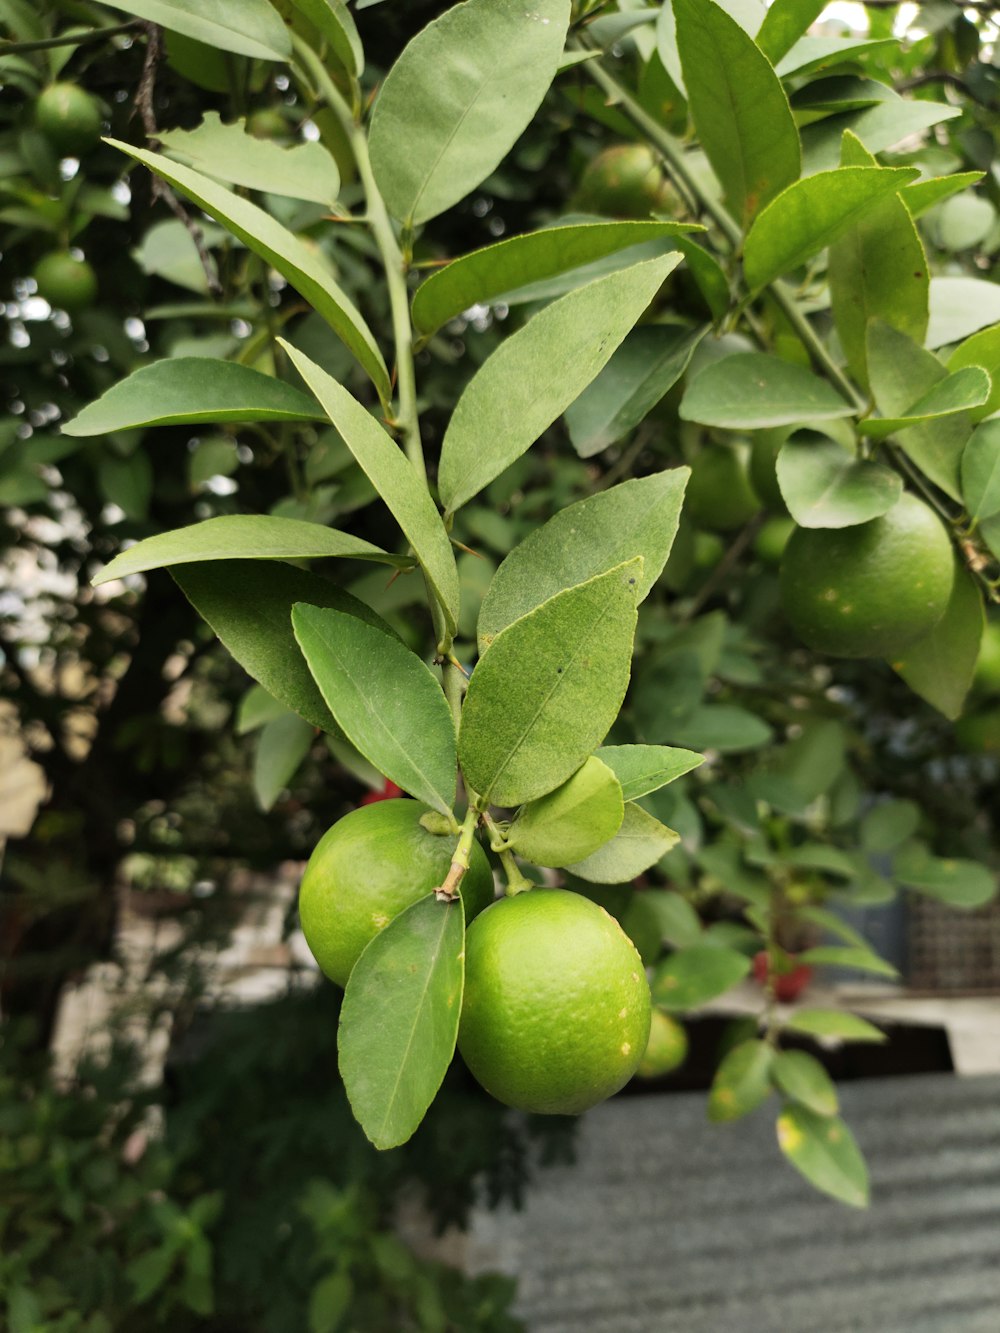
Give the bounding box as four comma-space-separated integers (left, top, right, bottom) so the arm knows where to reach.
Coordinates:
247, 109, 288, 139
779, 494, 954, 659
636, 1010, 688, 1078
973, 621, 1000, 696
577, 144, 678, 219
33, 252, 98, 313
457, 888, 652, 1115
754, 516, 795, 566
299, 799, 494, 987
35, 82, 101, 157
685, 443, 761, 533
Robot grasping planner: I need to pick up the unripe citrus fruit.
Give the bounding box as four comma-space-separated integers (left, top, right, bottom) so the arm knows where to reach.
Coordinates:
779, 494, 954, 659
299, 799, 494, 987
35, 82, 101, 157
754, 516, 795, 566
576, 144, 679, 218
457, 889, 651, 1115
33, 252, 98, 313
636, 1009, 688, 1078
973, 621, 1000, 695
685, 443, 761, 532
247, 108, 288, 139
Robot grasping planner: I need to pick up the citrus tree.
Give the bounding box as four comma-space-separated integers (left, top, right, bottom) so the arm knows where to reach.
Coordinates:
4, 0, 1000, 1249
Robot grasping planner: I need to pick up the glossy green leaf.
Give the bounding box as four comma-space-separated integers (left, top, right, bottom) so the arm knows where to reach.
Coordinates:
172, 561, 396, 734
926, 277, 1000, 350
776, 1104, 869, 1207
368, 0, 570, 226
674, 0, 800, 225
775, 36, 895, 79
478, 471, 688, 652
411, 221, 700, 337
565, 801, 679, 884
665, 705, 773, 753
652, 945, 751, 1011
948, 324, 1000, 424
866, 322, 964, 500
891, 564, 983, 721
339, 895, 464, 1150
892, 843, 997, 909
595, 744, 704, 801
776, 436, 902, 529
280, 341, 460, 637
101, 0, 291, 60
755, 0, 825, 64
672, 237, 732, 322
860, 800, 920, 854
460, 561, 641, 807
680, 353, 854, 429
108, 141, 390, 401
507, 756, 624, 868
565, 325, 703, 458
798, 946, 898, 979
784, 1009, 885, 1043
963, 420, 1000, 521
707, 1040, 774, 1123
901, 172, 985, 221
656, 0, 765, 95
801, 98, 960, 175
253, 712, 314, 812
63, 358, 324, 436
236, 684, 287, 736
292, 604, 456, 816
860, 367, 990, 441
744, 165, 916, 293
285, 0, 363, 76
771, 1050, 838, 1117
159, 113, 340, 205
439, 253, 681, 515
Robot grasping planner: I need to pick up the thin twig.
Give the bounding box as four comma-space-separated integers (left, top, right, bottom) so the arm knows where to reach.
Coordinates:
0, 21, 140, 55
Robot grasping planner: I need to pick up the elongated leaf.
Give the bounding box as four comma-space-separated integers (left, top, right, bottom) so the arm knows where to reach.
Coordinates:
172, 560, 396, 734
776, 436, 902, 528
368, 0, 570, 226
665, 704, 773, 753
237, 684, 287, 735
771, 1050, 838, 1117
707, 1040, 774, 1123
159, 113, 340, 205
565, 802, 679, 883
797, 946, 898, 979
644, 891, 703, 948
478, 470, 688, 651
893, 843, 997, 909
280, 341, 460, 637
652, 945, 751, 1011
93, 515, 399, 586
459, 561, 641, 807
507, 756, 624, 868
101, 0, 291, 60
439, 253, 681, 515
253, 712, 314, 812
680, 353, 854, 429
963, 420, 1000, 521
776, 1105, 869, 1207
596, 744, 704, 801
859, 367, 990, 441
674, 0, 800, 225
656, 0, 765, 94
108, 141, 390, 400
339, 896, 464, 1150
802, 99, 960, 175
774, 36, 895, 79
411, 221, 699, 337
859, 801, 920, 855
949, 324, 1000, 424
755, 0, 826, 64
902, 172, 985, 221
784, 1009, 885, 1043
743, 165, 916, 292
63, 358, 323, 436
285, 0, 363, 76
926, 276, 1000, 350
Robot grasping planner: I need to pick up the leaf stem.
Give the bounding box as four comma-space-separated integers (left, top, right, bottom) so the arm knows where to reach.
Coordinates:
435, 805, 481, 902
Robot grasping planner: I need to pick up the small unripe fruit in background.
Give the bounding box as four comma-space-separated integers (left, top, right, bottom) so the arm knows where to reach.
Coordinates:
33, 252, 98, 314
247, 108, 288, 140
753, 516, 795, 566
685, 442, 761, 533
576, 143, 681, 218
636, 1009, 688, 1078
35, 82, 102, 157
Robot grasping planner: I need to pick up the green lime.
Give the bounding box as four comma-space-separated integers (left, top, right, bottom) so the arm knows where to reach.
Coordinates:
458, 888, 651, 1115
576, 144, 679, 218
35, 83, 101, 157
636, 1010, 688, 1078
33, 252, 98, 313
973, 621, 1000, 696
754, 516, 795, 566
299, 799, 494, 987
780, 494, 954, 658
247, 109, 288, 139
685, 443, 761, 533
693, 531, 725, 570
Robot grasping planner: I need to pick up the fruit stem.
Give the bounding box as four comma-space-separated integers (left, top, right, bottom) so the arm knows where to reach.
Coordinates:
498, 850, 535, 897
435, 806, 480, 903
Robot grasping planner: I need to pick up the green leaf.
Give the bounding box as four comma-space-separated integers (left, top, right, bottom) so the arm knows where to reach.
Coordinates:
595, 744, 704, 801
652, 944, 751, 1011
797, 946, 898, 979
859, 367, 991, 441
108, 141, 390, 401
98, 450, 152, 522
860, 800, 920, 854
368, 0, 570, 226
236, 684, 287, 735
477, 470, 688, 651
784, 1009, 885, 1043
158, 113, 340, 205
292, 604, 456, 816
901, 172, 985, 221
743, 165, 917, 293
926, 276, 1000, 350
286, 0, 363, 76
774, 36, 896, 79
93, 516, 398, 586
565, 325, 703, 458
771, 1049, 838, 1117
438, 253, 681, 514
680, 353, 854, 429
565, 801, 679, 883
776, 435, 902, 529
962, 420, 1000, 521
674, 0, 800, 225
339, 895, 464, 1150
776, 1104, 869, 1207
101, 0, 291, 60
890, 563, 984, 721
507, 756, 624, 868
756, 0, 826, 64
459, 560, 641, 807
656, 0, 765, 95
866, 322, 964, 500
892, 843, 996, 909
707, 1039, 774, 1123
280, 341, 460, 637
665, 705, 773, 753
643, 891, 703, 948
411, 221, 700, 337
948, 324, 1000, 424
64, 359, 324, 436
801, 98, 960, 175
672, 236, 732, 321
172, 560, 396, 734
309, 1271, 354, 1333
253, 712, 314, 812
